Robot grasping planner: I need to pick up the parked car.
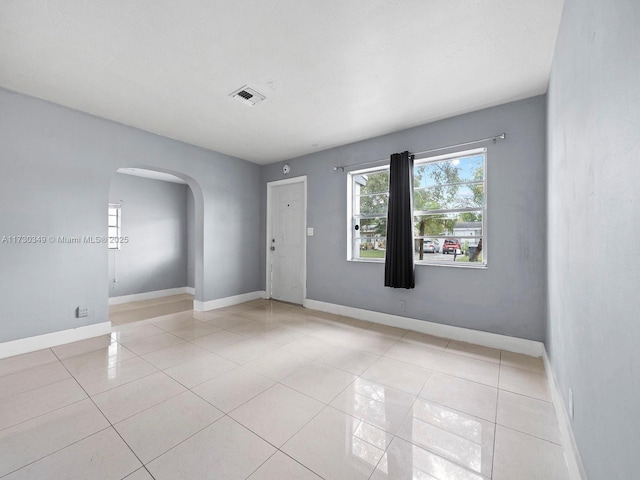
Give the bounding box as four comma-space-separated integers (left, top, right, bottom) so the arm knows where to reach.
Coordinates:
441, 238, 462, 254
422, 239, 440, 253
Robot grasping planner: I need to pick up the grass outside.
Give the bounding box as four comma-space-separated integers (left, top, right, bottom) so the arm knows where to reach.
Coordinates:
359, 249, 386, 259
455, 253, 483, 263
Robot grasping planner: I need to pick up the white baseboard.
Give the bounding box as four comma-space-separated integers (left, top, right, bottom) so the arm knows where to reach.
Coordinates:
0, 322, 112, 360
303, 299, 544, 357
543, 349, 587, 480
108, 287, 192, 305
194, 291, 266, 312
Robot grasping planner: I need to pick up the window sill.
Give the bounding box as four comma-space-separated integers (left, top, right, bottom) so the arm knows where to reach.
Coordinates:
416, 261, 487, 269
348, 258, 487, 269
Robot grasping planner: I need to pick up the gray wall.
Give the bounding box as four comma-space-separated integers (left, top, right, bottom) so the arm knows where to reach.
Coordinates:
187, 186, 195, 289
108, 174, 189, 297
0, 88, 261, 343
546, 0, 640, 478
262, 96, 547, 341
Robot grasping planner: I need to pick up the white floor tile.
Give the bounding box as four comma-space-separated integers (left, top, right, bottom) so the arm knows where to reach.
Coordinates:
244, 349, 310, 381
311, 327, 362, 350
362, 356, 432, 395
365, 323, 408, 338
252, 327, 306, 347
230, 384, 324, 447
114, 391, 223, 463
120, 332, 184, 356
275, 317, 326, 336
123, 468, 155, 480
371, 436, 486, 480
396, 397, 495, 478
0, 377, 86, 430
492, 425, 569, 480
0, 361, 70, 400
500, 351, 545, 374
0, 349, 58, 377
92, 372, 186, 423
214, 338, 277, 364
445, 340, 501, 364
52, 335, 116, 360
152, 316, 204, 333
204, 314, 253, 329
282, 335, 334, 359
317, 346, 379, 375
111, 324, 166, 343
141, 341, 209, 370
499, 365, 551, 401
384, 341, 443, 369
163, 353, 237, 388
330, 378, 416, 435
436, 352, 500, 387
147, 416, 276, 480
169, 321, 221, 341
228, 320, 280, 337
61, 344, 137, 377
192, 366, 275, 413
234, 308, 281, 322
399, 331, 450, 351
3, 428, 141, 480
70, 356, 158, 396
282, 407, 391, 480
347, 331, 399, 355
420, 372, 498, 422
0, 399, 109, 477
248, 451, 322, 480
281, 362, 356, 403
190, 329, 247, 351
496, 390, 561, 443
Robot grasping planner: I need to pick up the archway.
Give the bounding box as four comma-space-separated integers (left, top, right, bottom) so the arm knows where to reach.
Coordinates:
106, 166, 205, 326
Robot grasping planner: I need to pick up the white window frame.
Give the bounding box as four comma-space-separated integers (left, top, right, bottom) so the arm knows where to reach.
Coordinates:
347, 147, 487, 267
108, 204, 121, 250
347, 165, 389, 262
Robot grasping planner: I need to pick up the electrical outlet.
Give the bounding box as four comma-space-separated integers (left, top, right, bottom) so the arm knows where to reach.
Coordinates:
76, 307, 89, 318
400, 301, 406, 312
569, 388, 574, 420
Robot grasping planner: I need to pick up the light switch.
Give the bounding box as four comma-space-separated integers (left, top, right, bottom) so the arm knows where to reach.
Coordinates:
307, 227, 314, 236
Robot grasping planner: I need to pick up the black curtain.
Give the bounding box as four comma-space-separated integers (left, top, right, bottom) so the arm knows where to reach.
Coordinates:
384, 151, 415, 289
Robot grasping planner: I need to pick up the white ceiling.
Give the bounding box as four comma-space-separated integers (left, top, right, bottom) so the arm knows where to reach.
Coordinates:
0, 0, 564, 165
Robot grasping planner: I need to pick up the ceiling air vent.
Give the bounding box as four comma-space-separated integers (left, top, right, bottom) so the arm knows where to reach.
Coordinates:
229, 85, 266, 106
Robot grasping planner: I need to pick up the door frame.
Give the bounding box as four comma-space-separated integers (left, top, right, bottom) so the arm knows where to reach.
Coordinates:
265, 175, 307, 303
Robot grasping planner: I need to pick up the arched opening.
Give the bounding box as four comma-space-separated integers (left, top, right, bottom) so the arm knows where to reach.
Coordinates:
106, 167, 204, 326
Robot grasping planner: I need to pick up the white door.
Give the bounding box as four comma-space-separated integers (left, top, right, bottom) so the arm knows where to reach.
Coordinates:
269, 180, 305, 304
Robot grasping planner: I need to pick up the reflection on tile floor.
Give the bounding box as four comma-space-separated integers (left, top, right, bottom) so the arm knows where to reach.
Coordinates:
0, 298, 570, 479
109, 294, 195, 326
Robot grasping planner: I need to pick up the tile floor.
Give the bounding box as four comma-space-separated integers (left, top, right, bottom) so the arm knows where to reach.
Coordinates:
0, 298, 571, 479
108, 294, 194, 326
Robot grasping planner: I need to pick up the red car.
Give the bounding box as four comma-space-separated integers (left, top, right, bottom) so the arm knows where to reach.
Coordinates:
441, 238, 462, 254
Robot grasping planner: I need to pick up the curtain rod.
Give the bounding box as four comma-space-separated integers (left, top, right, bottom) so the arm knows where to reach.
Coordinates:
332, 133, 506, 172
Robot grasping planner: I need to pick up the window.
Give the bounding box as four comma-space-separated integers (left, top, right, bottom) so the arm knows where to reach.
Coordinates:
348, 148, 486, 266
108, 204, 121, 250
349, 167, 389, 261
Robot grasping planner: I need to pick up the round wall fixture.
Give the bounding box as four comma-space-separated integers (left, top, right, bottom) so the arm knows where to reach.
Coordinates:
283, 164, 290, 175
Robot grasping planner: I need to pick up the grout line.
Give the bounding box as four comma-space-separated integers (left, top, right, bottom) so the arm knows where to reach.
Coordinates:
0, 380, 87, 433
